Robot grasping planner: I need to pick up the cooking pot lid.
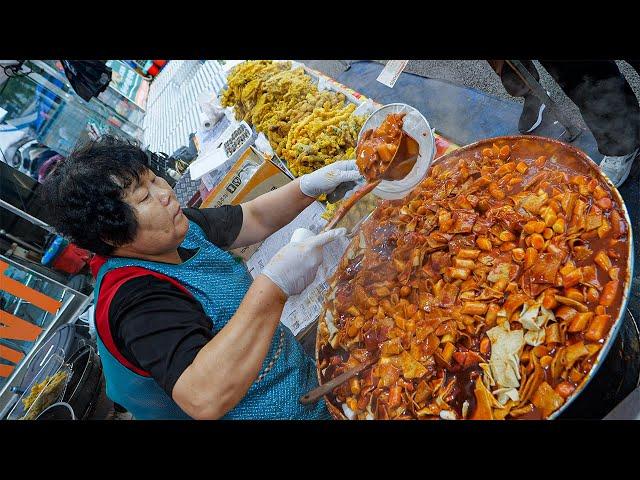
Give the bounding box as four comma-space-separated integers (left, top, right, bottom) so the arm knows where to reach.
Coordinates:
18, 324, 76, 391
35, 401, 76, 420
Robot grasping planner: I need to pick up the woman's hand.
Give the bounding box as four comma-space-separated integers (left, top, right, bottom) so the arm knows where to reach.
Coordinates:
261, 227, 346, 296
298, 160, 362, 198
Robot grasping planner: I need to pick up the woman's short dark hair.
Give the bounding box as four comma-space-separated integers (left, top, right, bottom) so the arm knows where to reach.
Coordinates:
39, 135, 150, 256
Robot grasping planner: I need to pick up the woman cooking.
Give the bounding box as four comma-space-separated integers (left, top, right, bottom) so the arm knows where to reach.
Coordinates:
41, 135, 362, 419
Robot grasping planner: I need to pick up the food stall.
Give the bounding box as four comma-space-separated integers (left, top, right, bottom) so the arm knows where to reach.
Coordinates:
2, 59, 637, 420
160, 60, 638, 420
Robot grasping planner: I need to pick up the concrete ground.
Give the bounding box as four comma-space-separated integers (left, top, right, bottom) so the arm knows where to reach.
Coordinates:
299, 60, 640, 134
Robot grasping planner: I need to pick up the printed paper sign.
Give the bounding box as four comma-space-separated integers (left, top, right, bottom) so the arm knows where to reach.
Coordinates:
188, 148, 227, 180
245, 202, 349, 336
376, 60, 409, 88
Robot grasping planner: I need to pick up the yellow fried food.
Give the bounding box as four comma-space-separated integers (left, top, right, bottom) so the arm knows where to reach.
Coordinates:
321, 200, 339, 221
21, 370, 69, 420
221, 60, 365, 176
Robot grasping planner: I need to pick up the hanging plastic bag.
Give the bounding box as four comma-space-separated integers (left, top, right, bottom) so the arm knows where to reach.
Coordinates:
61, 60, 112, 102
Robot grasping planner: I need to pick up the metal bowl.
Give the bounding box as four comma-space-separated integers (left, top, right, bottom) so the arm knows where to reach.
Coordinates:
316, 134, 633, 420
358, 103, 436, 200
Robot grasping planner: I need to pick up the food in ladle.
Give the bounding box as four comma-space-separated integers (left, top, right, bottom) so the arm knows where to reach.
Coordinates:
356, 112, 407, 182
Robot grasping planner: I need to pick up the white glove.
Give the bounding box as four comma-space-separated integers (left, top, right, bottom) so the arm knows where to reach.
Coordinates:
298, 160, 362, 198
262, 227, 347, 297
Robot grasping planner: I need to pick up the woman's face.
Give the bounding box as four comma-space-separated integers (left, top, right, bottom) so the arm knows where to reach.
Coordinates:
118, 169, 189, 256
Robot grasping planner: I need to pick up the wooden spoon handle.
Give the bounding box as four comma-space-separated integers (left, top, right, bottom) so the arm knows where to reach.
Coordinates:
299, 359, 374, 405
322, 180, 380, 233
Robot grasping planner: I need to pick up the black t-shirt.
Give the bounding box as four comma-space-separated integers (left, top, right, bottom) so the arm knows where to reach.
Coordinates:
106, 205, 244, 396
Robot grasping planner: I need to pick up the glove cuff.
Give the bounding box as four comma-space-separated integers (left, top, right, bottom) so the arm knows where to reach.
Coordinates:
261, 270, 291, 298
298, 175, 318, 198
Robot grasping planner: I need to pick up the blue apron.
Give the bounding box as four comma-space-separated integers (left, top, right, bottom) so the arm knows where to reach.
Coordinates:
94, 220, 329, 420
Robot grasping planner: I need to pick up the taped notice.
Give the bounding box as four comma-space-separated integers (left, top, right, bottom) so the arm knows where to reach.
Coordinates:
245, 202, 350, 336
189, 148, 227, 180
376, 60, 408, 88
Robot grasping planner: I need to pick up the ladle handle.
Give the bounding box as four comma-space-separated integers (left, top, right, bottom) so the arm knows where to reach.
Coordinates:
322, 180, 380, 233
326, 181, 357, 204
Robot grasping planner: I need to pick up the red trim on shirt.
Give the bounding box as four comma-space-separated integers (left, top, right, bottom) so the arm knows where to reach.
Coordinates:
94, 261, 194, 377
90, 254, 108, 278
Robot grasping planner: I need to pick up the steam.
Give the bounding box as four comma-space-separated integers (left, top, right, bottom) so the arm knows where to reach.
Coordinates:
566, 74, 640, 156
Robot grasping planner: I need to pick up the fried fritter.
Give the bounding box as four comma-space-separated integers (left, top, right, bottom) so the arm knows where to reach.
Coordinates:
221, 60, 365, 176
21, 370, 69, 420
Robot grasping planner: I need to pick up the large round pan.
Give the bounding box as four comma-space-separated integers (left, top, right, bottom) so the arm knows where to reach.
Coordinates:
316, 135, 633, 420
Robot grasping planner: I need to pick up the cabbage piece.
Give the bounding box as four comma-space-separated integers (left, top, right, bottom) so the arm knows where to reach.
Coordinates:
493, 387, 520, 406
479, 362, 496, 389
324, 310, 340, 349
439, 410, 457, 420
487, 322, 524, 389
342, 403, 356, 420
524, 330, 546, 347
462, 400, 470, 419
516, 303, 556, 347
518, 303, 541, 330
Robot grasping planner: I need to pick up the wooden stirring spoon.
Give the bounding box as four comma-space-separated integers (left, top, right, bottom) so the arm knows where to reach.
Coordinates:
299, 356, 377, 405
